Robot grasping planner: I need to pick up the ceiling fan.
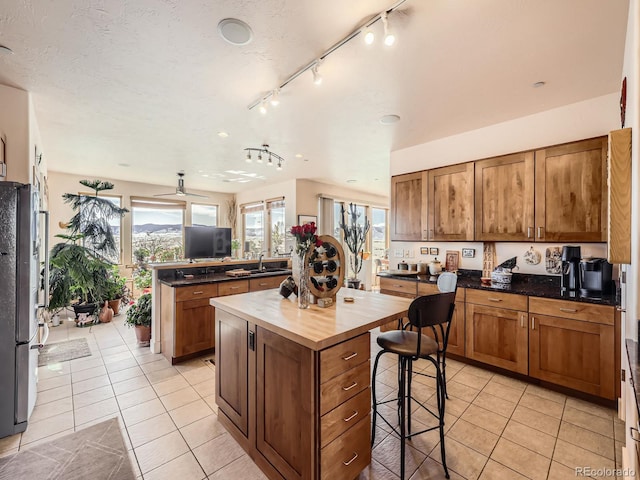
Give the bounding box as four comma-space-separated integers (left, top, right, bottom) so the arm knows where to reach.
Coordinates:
154, 172, 208, 198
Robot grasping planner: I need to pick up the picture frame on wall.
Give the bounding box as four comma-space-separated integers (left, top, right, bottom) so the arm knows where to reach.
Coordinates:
445, 250, 459, 272
420, 247, 429, 255
462, 248, 475, 258
429, 247, 439, 255
298, 215, 317, 225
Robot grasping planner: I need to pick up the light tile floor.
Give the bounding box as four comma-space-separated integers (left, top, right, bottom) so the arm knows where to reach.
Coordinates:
0, 311, 624, 479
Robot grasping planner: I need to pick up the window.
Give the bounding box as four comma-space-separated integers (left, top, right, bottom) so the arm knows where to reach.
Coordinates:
333, 202, 343, 239
80, 193, 122, 264
242, 202, 264, 258
131, 198, 185, 264
371, 207, 388, 260
191, 204, 218, 227
267, 199, 285, 256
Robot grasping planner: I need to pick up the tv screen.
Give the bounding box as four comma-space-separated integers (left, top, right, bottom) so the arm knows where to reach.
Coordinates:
184, 226, 232, 260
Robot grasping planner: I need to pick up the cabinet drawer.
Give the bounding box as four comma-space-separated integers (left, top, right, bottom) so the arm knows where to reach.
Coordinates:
321, 388, 371, 448
321, 416, 371, 480
175, 283, 219, 302
380, 277, 417, 297
529, 297, 615, 325
218, 280, 249, 297
320, 361, 369, 415
417, 283, 465, 302
466, 289, 527, 311
249, 275, 287, 292
320, 333, 369, 384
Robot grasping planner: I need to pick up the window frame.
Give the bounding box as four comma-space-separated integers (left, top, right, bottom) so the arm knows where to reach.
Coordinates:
191, 203, 219, 227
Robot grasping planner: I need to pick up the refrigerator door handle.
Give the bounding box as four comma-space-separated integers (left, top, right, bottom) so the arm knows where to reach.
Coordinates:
31, 322, 49, 350
37, 210, 49, 309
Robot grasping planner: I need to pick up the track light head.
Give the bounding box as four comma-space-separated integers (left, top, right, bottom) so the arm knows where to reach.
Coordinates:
267, 154, 273, 166
363, 27, 375, 45
276, 162, 282, 171
246, 152, 252, 163
257, 152, 263, 163
259, 101, 268, 115
270, 89, 280, 106
312, 62, 323, 85
381, 12, 395, 46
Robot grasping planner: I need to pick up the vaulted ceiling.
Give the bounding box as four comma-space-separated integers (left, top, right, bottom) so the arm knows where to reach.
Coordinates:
0, 0, 629, 196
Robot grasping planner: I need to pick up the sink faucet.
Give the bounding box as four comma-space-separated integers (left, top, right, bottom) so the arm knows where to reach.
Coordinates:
258, 251, 267, 271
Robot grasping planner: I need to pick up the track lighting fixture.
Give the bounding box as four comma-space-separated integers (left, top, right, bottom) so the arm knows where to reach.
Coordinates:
311, 62, 322, 85
381, 12, 396, 46
270, 88, 280, 106
243, 145, 285, 170
246, 0, 407, 111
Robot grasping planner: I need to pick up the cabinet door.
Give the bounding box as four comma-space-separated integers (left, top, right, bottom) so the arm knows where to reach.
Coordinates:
529, 314, 614, 399
390, 172, 427, 241
608, 128, 632, 263
535, 137, 607, 242
475, 152, 535, 241
175, 298, 215, 357
216, 310, 249, 436
465, 304, 528, 374
256, 327, 314, 480
428, 163, 475, 241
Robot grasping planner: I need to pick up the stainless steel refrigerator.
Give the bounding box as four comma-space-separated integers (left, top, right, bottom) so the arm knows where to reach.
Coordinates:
0, 181, 48, 438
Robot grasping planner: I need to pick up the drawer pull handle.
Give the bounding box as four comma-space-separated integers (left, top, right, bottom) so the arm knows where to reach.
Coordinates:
193, 291, 204, 295
343, 410, 359, 422
343, 452, 358, 466
392, 284, 403, 288
259, 283, 269, 286
488, 298, 502, 302
342, 352, 358, 361
531, 317, 535, 330
559, 308, 577, 313
342, 382, 358, 391
230, 286, 240, 290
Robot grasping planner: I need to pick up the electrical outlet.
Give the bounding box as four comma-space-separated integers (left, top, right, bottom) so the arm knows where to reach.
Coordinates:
394, 249, 403, 257
404, 249, 410, 258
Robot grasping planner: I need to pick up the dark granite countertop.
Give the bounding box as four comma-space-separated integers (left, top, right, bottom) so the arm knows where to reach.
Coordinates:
626, 339, 640, 418
379, 269, 618, 306
159, 269, 292, 287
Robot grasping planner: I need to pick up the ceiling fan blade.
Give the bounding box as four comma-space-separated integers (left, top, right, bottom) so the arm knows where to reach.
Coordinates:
185, 192, 209, 198
153, 192, 179, 197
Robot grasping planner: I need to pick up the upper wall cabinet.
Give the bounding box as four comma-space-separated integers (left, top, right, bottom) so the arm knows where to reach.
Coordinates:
475, 152, 535, 241
390, 172, 427, 241
427, 163, 475, 241
534, 137, 608, 242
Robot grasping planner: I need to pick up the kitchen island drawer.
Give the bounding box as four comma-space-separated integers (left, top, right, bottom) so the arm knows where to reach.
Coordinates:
320, 361, 369, 415
321, 388, 370, 448
321, 416, 371, 480
218, 280, 250, 297
249, 275, 287, 292
529, 297, 614, 325
466, 289, 527, 311
320, 333, 369, 384
175, 283, 219, 302
380, 277, 417, 297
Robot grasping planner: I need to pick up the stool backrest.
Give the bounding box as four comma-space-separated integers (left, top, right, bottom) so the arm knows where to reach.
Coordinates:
437, 272, 457, 293
407, 292, 456, 357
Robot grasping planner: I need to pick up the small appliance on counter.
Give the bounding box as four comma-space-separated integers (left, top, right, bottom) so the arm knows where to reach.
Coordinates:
579, 258, 613, 298
561, 246, 581, 293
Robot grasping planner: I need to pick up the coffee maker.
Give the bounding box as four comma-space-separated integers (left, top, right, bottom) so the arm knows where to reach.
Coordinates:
579, 258, 613, 298
561, 246, 581, 293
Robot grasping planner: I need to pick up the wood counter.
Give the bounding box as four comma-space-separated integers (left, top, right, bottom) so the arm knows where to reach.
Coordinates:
212, 289, 412, 480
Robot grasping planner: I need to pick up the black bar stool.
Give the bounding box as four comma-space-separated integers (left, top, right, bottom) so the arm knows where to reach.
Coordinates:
371, 291, 456, 479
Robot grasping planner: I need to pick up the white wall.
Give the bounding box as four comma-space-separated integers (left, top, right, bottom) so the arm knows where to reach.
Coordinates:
0, 84, 31, 185
295, 179, 389, 214
48, 171, 234, 266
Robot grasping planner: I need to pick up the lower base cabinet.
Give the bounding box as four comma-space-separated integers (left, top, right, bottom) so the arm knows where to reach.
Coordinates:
216, 309, 371, 479
175, 298, 215, 357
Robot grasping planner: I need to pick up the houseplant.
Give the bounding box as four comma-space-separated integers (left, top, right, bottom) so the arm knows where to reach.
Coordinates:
48, 179, 128, 317
339, 203, 370, 289
125, 293, 152, 345
105, 265, 128, 315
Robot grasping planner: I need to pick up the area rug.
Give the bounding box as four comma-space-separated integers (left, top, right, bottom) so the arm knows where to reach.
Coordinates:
0, 418, 135, 479
38, 338, 92, 367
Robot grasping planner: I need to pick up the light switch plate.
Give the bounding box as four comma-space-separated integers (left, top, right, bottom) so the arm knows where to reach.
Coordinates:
404, 249, 411, 258
394, 249, 403, 257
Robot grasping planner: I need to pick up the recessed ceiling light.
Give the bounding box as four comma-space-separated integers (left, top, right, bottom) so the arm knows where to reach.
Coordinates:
217, 18, 253, 46
346, 179, 357, 184
295, 154, 303, 158
201, 174, 209, 177
217, 131, 229, 138
117, 163, 130, 167
532, 81, 546, 88
379, 114, 401, 125
0, 45, 14, 55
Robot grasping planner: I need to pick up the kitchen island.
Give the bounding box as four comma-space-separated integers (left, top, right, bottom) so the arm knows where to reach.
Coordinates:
211, 288, 412, 480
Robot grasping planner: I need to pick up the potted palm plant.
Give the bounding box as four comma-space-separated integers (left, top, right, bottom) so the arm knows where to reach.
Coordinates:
48, 179, 128, 318
339, 203, 370, 289
125, 293, 152, 345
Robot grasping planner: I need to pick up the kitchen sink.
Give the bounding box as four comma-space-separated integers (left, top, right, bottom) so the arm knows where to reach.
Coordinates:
248, 267, 290, 275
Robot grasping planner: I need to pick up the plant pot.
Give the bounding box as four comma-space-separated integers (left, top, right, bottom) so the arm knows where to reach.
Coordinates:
135, 325, 151, 345
108, 299, 121, 315
51, 314, 61, 327
347, 279, 361, 290
72, 303, 96, 319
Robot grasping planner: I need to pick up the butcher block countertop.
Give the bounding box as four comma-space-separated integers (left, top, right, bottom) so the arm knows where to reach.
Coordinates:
211, 289, 412, 351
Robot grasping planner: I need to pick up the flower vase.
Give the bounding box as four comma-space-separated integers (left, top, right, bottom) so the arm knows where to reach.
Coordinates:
297, 252, 310, 309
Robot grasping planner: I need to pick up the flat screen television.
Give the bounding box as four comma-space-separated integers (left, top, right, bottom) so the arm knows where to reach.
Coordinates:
184, 226, 232, 260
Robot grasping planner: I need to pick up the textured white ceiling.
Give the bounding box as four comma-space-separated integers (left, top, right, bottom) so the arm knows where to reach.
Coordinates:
0, 0, 629, 196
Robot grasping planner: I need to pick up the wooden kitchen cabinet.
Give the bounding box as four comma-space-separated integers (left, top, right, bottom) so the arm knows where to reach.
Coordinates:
475, 151, 535, 241
465, 291, 528, 374
427, 163, 475, 241
607, 128, 632, 264
175, 298, 215, 358
417, 283, 465, 357
534, 136, 608, 242
390, 172, 427, 241
528, 297, 615, 399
